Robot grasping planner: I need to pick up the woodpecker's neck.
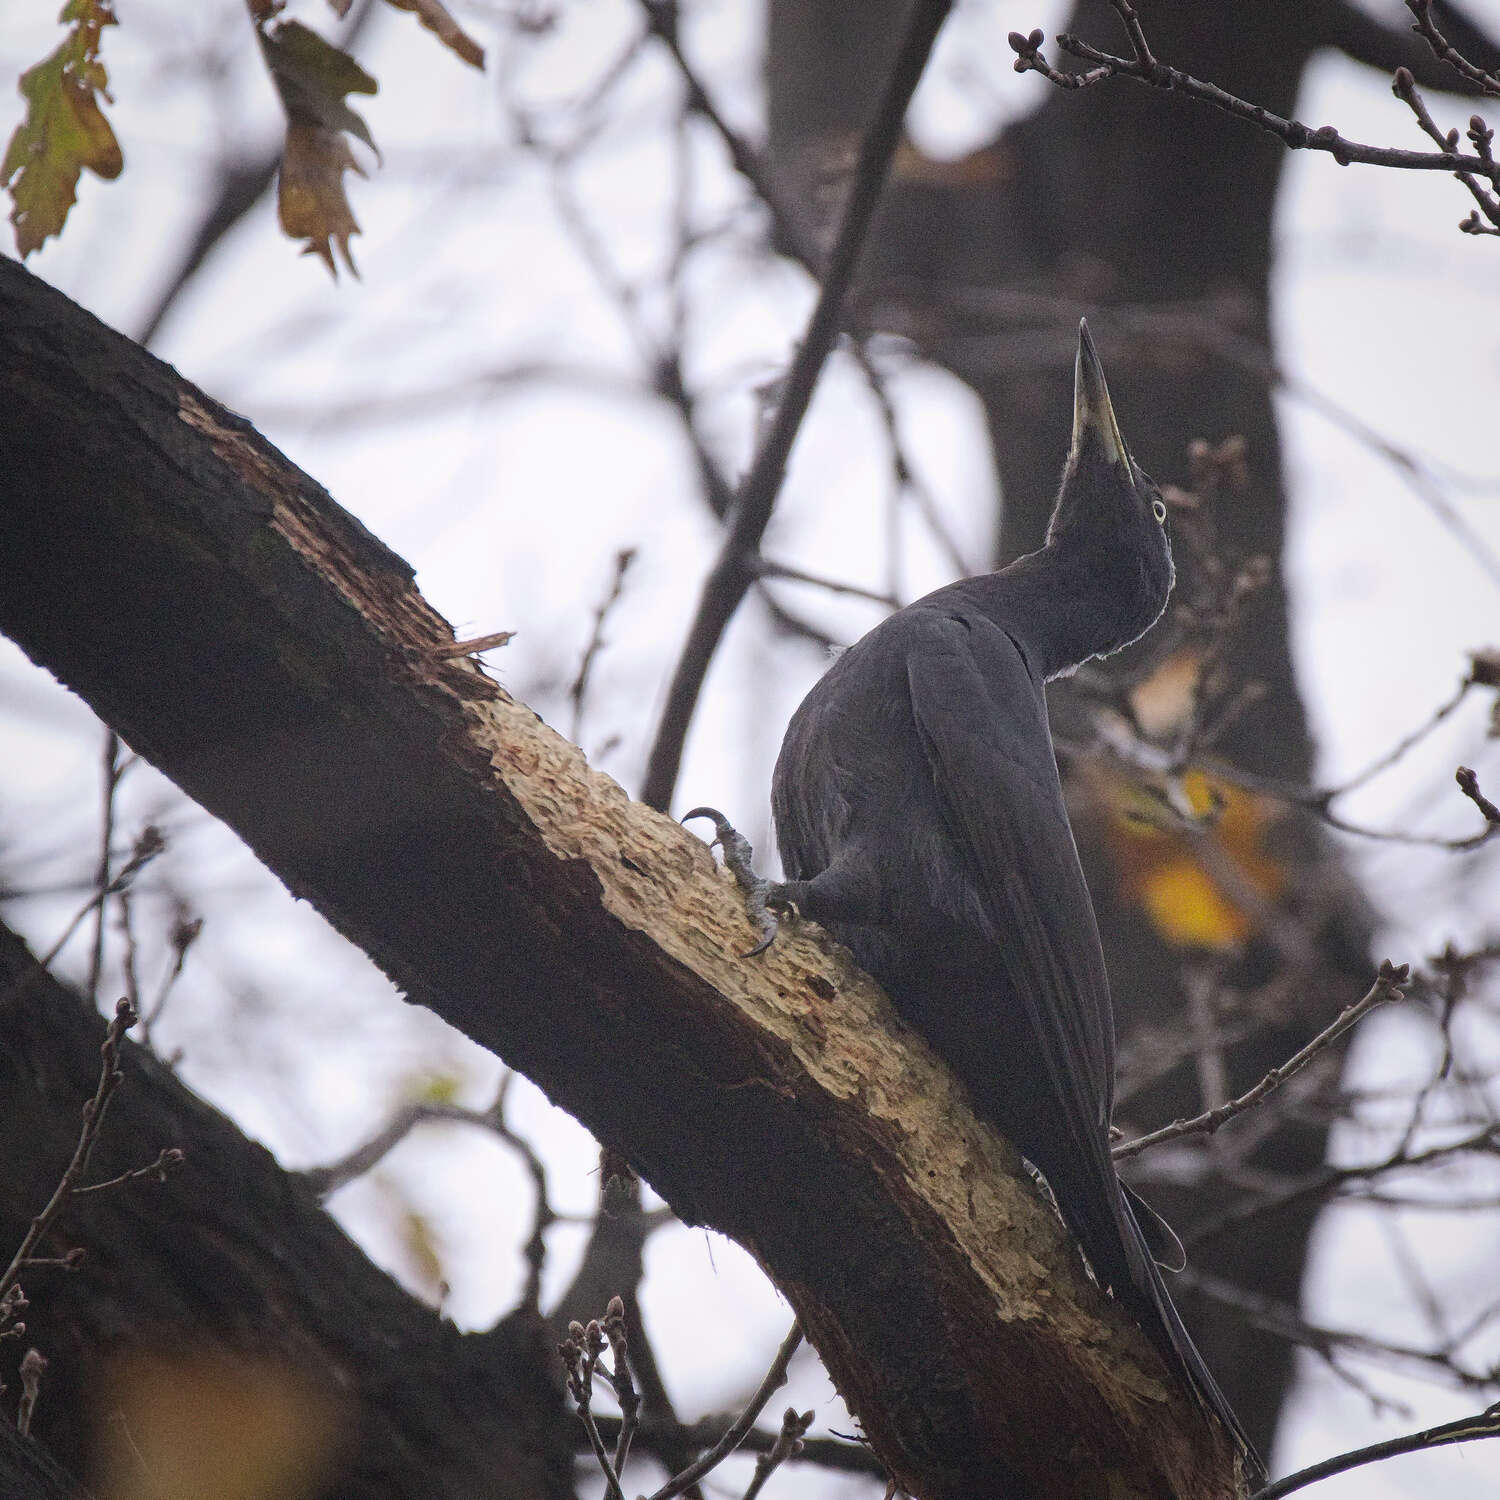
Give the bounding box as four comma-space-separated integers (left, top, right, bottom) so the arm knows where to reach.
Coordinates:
953, 541, 1161, 683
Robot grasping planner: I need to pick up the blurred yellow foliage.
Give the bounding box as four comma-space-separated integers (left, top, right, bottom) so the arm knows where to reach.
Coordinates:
90, 1350, 345, 1500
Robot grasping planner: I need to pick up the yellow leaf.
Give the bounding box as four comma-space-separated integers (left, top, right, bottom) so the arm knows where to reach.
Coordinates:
258, 19, 379, 276
383, 0, 485, 69
2, 0, 123, 257
1138, 858, 1253, 950
278, 122, 365, 277
406, 1067, 463, 1105
1089, 765, 1287, 953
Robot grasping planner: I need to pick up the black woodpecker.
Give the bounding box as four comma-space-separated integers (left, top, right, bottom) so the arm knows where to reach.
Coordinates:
690, 321, 1260, 1477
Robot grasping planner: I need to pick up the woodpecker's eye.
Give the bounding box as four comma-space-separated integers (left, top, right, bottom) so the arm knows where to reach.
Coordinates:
1151, 499, 1167, 523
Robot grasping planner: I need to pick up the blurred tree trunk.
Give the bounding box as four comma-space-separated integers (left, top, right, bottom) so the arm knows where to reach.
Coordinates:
766, 0, 1497, 1452
0, 922, 575, 1500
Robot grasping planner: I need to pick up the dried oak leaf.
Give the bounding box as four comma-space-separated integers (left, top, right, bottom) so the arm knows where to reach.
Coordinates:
258, 19, 379, 277
1, 0, 123, 257
381, 0, 485, 69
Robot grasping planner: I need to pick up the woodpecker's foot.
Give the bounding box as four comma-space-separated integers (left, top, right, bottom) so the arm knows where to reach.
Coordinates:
682, 807, 796, 957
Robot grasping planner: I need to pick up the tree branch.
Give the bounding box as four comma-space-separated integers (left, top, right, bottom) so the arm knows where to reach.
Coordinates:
1008, 0, 1500, 235
0, 254, 1243, 1500
1251, 1401, 1500, 1500
1114, 964, 1408, 1161
640, 0, 953, 811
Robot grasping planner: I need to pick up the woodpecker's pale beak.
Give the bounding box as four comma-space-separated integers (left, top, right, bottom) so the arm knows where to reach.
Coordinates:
1071, 320, 1129, 469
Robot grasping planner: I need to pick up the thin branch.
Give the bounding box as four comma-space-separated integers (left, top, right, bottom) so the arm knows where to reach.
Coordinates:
561, 1316, 628, 1500
1391, 65, 1500, 233
648, 1321, 805, 1500
742, 1405, 815, 1500
0, 999, 138, 1305
72, 1147, 185, 1197
585, 1415, 882, 1478
1252, 1401, 1500, 1500
750, 555, 899, 610
139, 905, 203, 1050
488, 1072, 558, 1313
1406, 0, 1500, 98
16, 1347, 45, 1437
637, 0, 818, 267
1186, 1121, 1500, 1250
86, 728, 120, 1005
1182, 1266, 1499, 1390
638, 0, 976, 582
641, 0, 954, 811
1008, 5, 1500, 189
570, 548, 638, 742
0, 825, 164, 1009
603, 1295, 642, 1477
1335, 672, 1475, 799
1114, 963, 1409, 1159
301, 1099, 508, 1197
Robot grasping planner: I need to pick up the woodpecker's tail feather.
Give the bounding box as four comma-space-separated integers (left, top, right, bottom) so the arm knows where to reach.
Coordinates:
1115, 1185, 1265, 1482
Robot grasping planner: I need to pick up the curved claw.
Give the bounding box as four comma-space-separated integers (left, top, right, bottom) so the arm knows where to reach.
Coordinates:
682, 806, 791, 957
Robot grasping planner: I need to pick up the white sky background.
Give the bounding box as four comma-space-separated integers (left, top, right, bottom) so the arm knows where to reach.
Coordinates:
3, 1, 1500, 1495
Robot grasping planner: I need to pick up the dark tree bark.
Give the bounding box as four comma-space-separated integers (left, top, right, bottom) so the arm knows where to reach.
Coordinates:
0, 922, 574, 1500
0, 1420, 91, 1500
764, 0, 1500, 1452
0, 256, 1247, 1499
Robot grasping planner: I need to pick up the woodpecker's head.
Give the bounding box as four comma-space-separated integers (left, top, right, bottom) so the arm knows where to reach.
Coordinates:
1045, 320, 1174, 657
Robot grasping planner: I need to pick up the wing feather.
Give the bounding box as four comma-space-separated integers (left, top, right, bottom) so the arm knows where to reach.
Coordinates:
902, 609, 1117, 1190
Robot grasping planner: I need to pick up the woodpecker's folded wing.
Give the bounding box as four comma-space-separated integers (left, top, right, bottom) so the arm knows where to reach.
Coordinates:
903, 607, 1117, 1183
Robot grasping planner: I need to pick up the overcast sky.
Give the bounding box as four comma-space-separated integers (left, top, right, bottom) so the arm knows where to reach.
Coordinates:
3, 3, 1500, 1494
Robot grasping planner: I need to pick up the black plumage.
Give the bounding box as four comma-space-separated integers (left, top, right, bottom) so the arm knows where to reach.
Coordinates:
766, 322, 1258, 1471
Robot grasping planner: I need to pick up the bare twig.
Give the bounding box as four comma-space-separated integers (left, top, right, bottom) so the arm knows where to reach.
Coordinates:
1456, 764, 1500, 827
1187, 1121, 1500, 1250
640, 0, 954, 811
750, 555, 899, 610
1076, 663, 1500, 851
72, 1147, 185, 1196
742, 1405, 815, 1500
585, 1413, 882, 1478
86, 728, 121, 1005
1334, 674, 1475, 800
139, 906, 202, 1050
1251, 1400, 1500, 1500
302, 1095, 518, 1197
1115, 963, 1409, 1159
649, 1322, 805, 1500
1406, 0, 1500, 99
603, 1295, 642, 1476
570, 549, 637, 742
303, 1072, 569, 1310
16, 1347, 45, 1437
1391, 66, 1500, 234
560, 1312, 628, 1500
0, 999, 138, 1306
488, 1072, 558, 1312
0, 826, 165, 1010
1008, 3, 1500, 208
1181, 1266, 1499, 1390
